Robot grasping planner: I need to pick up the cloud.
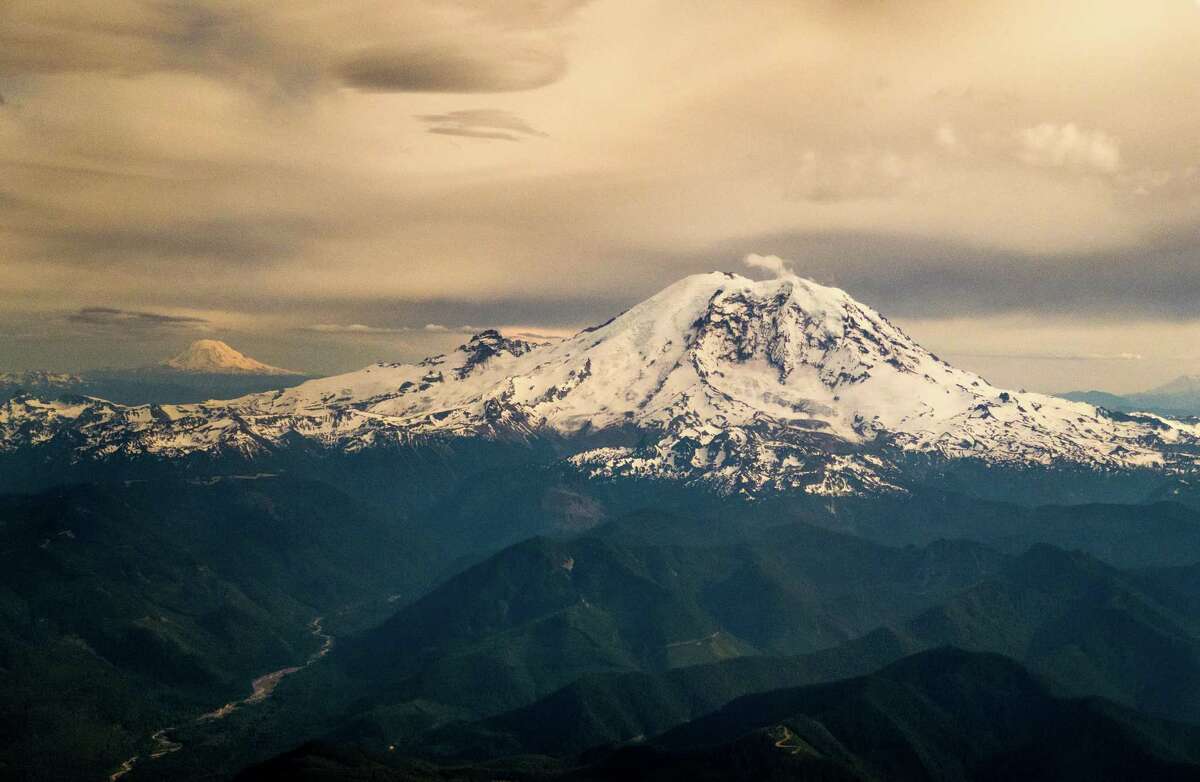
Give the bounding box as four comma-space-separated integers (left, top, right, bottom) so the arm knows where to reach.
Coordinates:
332, 1, 588, 93
934, 124, 964, 154
4, 0, 1200, 393
0, 1, 224, 77
67, 307, 208, 331
507, 330, 561, 342
45, 220, 309, 265
425, 323, 487, 333
0, 1, 587, 94
338, 40, 566, 93
711, 230, 1200, 322
418, 109, 546, 141
951, 350, 1144, 361
743, 253, 797, 279
779, 149, 924, 203
304, 323, 406, 334
303, 322, 481, 335
1017, 123, 1121, 173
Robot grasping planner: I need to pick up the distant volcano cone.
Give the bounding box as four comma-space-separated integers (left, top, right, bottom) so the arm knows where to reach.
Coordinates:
162, 340, 297, 375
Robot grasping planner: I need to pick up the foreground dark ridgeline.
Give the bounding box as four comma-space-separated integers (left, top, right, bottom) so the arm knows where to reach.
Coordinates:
0, 479, 433, 780
404, 542, 1200, 759
236, 649, 1200, 782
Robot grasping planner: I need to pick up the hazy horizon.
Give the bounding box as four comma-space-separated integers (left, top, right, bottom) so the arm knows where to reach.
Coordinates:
1, 268, 1189, 396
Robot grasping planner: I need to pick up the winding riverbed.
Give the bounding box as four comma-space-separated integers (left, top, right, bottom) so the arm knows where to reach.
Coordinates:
108, 616, 333, 781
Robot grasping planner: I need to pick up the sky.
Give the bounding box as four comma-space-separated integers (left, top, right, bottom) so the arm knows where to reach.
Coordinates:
2, 0, 1199, 393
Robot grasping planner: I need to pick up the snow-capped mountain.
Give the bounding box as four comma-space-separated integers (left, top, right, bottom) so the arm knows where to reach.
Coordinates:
3, 273, 1198, 496
161, 339, 298, 375
0, 342, 307, 406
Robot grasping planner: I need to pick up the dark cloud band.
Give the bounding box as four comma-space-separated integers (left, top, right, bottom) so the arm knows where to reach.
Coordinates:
337, 43, 565, 93
68, 307, 208, 330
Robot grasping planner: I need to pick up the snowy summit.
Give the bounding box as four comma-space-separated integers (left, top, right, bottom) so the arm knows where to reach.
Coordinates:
161, 340, 298, 376
3, 272, 1199, 496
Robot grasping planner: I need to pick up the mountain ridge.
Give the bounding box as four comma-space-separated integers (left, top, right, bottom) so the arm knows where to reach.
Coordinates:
1064, 375, 1200, 419
2, 272, 1198, 497
0, 341, 309, 406
237, 647, 1200, 782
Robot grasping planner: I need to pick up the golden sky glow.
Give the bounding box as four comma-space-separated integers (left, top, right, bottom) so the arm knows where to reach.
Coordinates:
2, 1, 1199, 391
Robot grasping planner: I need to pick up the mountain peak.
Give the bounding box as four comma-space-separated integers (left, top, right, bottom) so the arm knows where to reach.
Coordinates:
1146, 374, 1200, 397
162, 340, 297, 375
453, 330, 544, 379
644, 271, 857, 336
460, 329, 541, 357
5, 272, 1199, 497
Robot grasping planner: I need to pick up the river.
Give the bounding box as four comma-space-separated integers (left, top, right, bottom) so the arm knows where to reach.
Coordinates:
108, 616, 333, 781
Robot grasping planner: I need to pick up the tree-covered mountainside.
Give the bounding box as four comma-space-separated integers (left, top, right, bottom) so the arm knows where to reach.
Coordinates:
374, 541, 1200, 761
235, 649, 1200, 782
644, 647, 1200, 782
328, 524, 1005, 721
7, 465, 1200, 782
0, 478, 431, 781
9, 475, 1200, 780
136, 525, 1200, 781
132, 519, 1001, 777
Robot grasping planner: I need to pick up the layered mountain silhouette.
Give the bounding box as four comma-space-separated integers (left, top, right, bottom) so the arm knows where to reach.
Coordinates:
0, 340, 308, 406
1065, 375, 1200, 418
356, 535, 1200, 760
238, 649, 1200, 782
